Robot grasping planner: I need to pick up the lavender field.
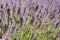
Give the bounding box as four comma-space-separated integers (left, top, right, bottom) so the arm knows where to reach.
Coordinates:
0, 0, 60, 40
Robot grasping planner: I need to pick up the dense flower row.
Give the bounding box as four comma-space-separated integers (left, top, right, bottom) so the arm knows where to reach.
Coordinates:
0, 0, 60, 40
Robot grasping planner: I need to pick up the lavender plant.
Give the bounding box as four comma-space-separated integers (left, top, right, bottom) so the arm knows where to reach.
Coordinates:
0, 0, 60, 40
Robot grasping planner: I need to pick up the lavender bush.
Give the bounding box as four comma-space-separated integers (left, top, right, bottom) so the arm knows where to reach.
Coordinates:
0, 0, 60, 40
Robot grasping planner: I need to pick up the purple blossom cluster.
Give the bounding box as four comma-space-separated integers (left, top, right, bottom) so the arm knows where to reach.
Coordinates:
0, 0, 60, 40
